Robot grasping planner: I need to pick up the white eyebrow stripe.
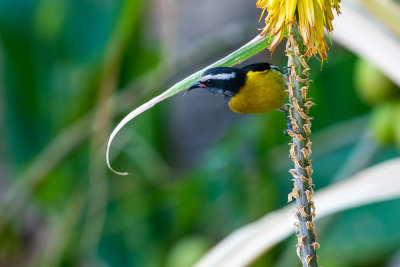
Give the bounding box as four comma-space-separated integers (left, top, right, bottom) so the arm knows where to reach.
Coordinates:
200, 72, 236, 82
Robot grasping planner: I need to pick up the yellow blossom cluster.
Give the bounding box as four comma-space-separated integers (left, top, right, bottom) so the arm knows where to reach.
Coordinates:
257, 0, 341, 60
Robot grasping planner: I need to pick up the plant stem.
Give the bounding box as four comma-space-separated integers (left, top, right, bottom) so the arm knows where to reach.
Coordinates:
286, 26, 318, 267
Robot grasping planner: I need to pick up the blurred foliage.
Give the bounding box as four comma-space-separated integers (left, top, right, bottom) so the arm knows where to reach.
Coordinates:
354, 58, 400, 105
0, 0, 399, 267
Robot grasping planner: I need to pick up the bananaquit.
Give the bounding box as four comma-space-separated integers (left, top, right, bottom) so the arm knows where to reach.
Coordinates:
186, 63, 287, 114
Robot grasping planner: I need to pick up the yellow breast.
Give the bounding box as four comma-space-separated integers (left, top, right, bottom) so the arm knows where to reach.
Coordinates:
228, 70, 287, 114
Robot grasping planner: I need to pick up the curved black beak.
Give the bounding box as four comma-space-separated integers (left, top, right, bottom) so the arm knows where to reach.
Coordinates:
185, 81, 201, 94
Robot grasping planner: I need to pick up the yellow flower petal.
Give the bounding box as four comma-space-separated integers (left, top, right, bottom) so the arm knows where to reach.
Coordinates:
257, 0, 341, 61
286, 0, 297, 23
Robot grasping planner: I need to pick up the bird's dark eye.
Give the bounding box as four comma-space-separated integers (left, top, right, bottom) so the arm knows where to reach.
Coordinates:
204, 79, 212, 85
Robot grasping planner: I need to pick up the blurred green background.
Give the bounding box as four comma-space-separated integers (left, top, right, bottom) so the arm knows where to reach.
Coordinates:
0, 0, 400, 266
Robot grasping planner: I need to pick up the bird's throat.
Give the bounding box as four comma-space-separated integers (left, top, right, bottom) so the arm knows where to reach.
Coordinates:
205, 88, 234, 98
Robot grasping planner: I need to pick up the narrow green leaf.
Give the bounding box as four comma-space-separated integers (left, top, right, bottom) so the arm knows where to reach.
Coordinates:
106, 34, 271, 175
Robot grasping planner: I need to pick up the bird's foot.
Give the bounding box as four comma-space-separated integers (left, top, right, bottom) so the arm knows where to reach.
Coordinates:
279, 107, 299, 136
283, 66, 291, 77
283, 128, 298, 136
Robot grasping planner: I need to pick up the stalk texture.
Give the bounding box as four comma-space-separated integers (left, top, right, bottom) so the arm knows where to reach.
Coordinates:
286, 26, 319, 267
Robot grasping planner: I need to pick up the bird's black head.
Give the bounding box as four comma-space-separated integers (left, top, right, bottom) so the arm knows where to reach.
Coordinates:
186, 67, 246, 98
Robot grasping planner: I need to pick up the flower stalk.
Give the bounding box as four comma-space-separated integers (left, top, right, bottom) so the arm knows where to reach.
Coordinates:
286, 25, 318, 267
257, 1, 341, 265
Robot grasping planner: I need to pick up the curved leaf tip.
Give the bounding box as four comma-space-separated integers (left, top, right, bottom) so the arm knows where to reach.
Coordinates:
106, 92, 169, 175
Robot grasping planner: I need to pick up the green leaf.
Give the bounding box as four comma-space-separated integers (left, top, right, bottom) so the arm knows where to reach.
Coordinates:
106, 34, 271, 175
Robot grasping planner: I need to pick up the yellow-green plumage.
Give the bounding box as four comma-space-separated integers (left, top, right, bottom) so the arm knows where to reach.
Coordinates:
228, 69, 287, 114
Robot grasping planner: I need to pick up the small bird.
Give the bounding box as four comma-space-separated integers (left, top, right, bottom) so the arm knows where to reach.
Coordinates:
186, 63, 287, 114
